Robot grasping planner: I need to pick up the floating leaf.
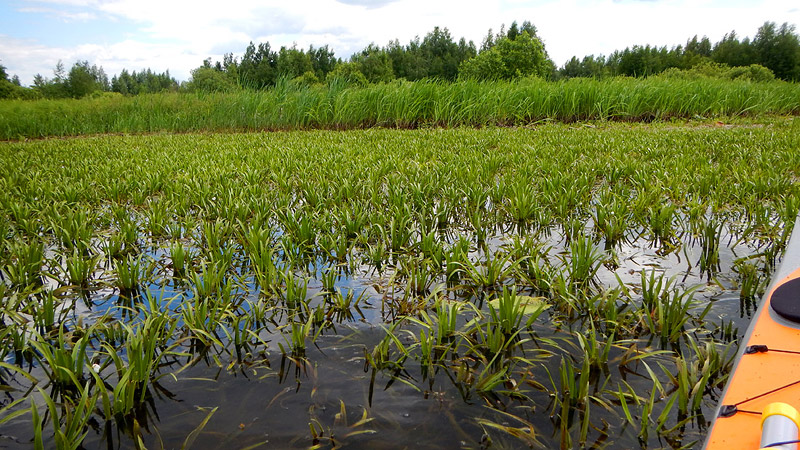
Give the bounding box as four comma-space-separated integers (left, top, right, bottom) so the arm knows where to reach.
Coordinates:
487, 295, 550, 315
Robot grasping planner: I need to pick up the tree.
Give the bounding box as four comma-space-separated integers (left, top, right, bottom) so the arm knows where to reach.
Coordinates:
387, 37, 427, 81
186, 66, 237, 92
111, 68, 177, 95
308, 45, 338, 80
0, 62, 15, 98
66, 61, 108, 98
459, 31, 553, 80
239, 42, 277, 88
559, 55, 608, 79
276, 46, 313, 79
712, 32, 756, 68
685, 35, 712, 57
753, 21, 800, 80
419, 27, 468, 80
326, 61, 368, 86
352, 44, 394, 83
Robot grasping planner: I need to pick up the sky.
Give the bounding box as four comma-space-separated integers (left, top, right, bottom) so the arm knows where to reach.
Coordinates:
1, 0, 799, 86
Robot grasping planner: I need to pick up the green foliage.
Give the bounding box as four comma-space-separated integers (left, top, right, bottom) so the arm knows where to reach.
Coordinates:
0, 63, 32, 99
29, 60, 109, 99
754, 22, 800, 81
459, 31, 554, 80
1, 76, 799, 139
659, 61, 775, 82
111, 68, 178, 95
351, 45, 394, 83
66, 61, 108, 98
186, 66, 239, 93
326, 62, 368, 86
293, 70, 320, 86
560, 21, 800, 81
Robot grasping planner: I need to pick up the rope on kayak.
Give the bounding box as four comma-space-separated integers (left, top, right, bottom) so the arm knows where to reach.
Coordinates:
719, 344, 800, 418
744, 344, 800, 355
765, 439, 800, 448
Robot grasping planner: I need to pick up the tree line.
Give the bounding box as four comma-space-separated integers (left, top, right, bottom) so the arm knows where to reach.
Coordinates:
561, 22, 799, 81
1, 20, 798, 99
187, 22, 548, 91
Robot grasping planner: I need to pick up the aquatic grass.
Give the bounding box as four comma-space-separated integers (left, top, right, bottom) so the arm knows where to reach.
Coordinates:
101, 301, 180, 423
50, 207, 95, 254
444, 237, 470, 283
506, 183, 540, 223
308, 400, 375, 448
734, 258, 767, 302
143, 198, 170, 238
29, 326, 91, 393
460, 250, 519, 290
647, 202, 678, 247
576, 322, 616, 371
320, 267, 338, 293
4, 238, 45, 290
64, 250, 100, 288
487, 287, 548, 337
328, 288, 365, 322
698, 217, 724, 278
169, 242, 192, 277
636, 270, 706, 344
401, 258, 436, 295
30, 291, 66, 335
668, 336, 736, 415
561, 234, 605, 295
593, 190, 631, 249
188, 261, 233, 301
180, 296, 227, 348
32, 383, 97, 450
113, 254, 148, 296
0, 122, 797, 448
278, 315, 317, 358
434, 299, 461, 344
282, 271, 309, 311
512, 238, 554, 294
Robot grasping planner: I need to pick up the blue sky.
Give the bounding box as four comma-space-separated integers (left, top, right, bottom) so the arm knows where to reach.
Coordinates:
1, 0, 798, 86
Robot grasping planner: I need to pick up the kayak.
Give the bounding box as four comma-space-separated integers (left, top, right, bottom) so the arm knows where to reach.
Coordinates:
705, 214, 800, 449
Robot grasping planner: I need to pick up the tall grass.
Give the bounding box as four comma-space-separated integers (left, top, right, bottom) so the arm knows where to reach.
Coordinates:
2, 76, 799, 139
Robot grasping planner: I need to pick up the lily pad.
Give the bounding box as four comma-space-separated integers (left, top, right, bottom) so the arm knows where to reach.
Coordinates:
487, 295, 551, 315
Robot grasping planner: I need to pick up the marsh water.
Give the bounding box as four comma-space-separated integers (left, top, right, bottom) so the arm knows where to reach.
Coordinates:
2, 125, 798, 449
0, 224, 772, 449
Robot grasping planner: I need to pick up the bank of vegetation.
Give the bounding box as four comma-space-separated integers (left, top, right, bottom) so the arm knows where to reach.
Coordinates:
2, 74, 799, 140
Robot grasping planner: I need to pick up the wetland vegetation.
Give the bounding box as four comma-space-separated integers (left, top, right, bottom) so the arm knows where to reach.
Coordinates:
2, 76, 800, 140
0, 121, 799, 448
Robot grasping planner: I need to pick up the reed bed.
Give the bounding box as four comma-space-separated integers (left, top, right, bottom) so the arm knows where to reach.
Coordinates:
0, 122, 797, 448
2, 77, 800, 140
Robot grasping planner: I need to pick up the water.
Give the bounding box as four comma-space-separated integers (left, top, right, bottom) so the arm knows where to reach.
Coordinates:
0, 223, 776, 449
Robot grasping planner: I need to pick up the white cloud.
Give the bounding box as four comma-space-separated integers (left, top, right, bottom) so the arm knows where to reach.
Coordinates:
0, 36, 204, 84
500, 0, 800, 65
18, 6, 98, 21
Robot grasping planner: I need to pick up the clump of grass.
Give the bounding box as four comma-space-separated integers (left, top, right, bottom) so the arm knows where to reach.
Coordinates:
636, 270, 706, 344
561, 234, 605, 295
4, 238, 44, 290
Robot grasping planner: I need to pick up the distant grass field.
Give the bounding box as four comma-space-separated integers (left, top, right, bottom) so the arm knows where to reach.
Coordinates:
2, 76, 800, 139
